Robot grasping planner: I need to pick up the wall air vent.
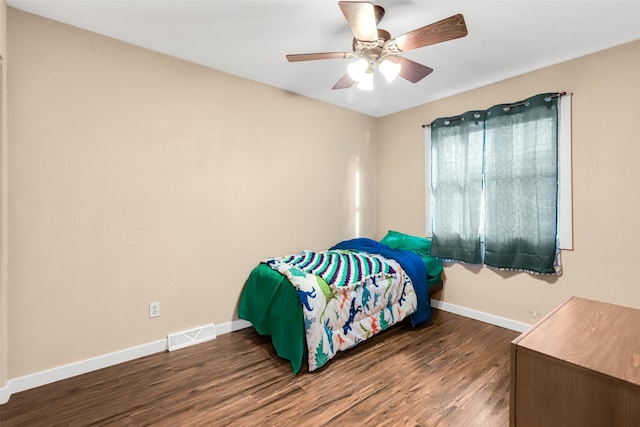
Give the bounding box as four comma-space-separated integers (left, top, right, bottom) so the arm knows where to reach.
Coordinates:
167, 324, 216, 351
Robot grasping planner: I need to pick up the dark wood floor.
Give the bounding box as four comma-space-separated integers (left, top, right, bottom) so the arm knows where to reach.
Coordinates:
0, 309, 519, 426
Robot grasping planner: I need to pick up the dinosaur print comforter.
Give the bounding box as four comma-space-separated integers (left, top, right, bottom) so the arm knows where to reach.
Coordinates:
264, 246, 418, 371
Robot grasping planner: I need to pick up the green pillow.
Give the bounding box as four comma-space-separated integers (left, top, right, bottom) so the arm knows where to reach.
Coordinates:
380, 230, 432, 256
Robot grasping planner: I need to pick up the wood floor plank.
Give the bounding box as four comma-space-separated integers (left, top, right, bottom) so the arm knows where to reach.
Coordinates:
0, 309, 519, 426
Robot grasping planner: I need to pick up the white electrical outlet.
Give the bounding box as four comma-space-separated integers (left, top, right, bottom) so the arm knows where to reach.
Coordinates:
149, 302, 160, 318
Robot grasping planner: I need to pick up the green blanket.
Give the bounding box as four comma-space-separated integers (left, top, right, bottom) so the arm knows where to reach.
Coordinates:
237, 264, 305, 373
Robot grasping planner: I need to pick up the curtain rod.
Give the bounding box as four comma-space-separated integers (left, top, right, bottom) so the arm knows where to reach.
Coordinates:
421, 91, 567, 128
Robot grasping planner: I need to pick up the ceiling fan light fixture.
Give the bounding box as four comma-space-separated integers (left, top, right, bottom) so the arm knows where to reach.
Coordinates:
378, 57, 401, 82
356, 71, 374, 91
347, 58, 368, 81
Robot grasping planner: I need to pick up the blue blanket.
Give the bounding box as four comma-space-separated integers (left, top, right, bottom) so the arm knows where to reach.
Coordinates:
330, 238, 431, 326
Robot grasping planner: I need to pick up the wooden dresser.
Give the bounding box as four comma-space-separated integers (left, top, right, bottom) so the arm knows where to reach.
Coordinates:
510, 296, 640, 427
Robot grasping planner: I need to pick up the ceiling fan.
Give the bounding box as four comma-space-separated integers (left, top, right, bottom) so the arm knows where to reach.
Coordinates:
286, 1, 468, 90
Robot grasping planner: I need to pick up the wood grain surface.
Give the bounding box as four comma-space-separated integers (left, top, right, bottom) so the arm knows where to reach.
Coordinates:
1, 309, 518, 426
511, 297, 640, 427
515, 297, 640, 385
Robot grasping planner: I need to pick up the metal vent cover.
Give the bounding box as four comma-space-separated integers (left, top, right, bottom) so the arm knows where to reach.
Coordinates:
168, 324, 216, 351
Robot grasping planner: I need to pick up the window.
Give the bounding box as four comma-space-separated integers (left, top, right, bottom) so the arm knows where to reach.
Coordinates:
424, 92, 572, 275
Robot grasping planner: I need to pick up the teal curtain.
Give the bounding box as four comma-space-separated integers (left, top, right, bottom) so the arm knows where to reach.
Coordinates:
430, 93, 560, 274
484, 95, 558, 273
430, 111, 484, 264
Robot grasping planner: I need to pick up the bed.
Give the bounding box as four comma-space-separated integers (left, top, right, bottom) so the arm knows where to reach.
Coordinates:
237, 231, 443, 374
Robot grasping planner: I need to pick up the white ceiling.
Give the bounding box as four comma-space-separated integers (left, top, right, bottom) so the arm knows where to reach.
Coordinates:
8, 0, 640, 117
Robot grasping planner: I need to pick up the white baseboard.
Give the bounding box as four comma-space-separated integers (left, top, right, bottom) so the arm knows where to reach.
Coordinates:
0, 318, 252, 404
431, 299, 531, 333
216, 318, 252, 335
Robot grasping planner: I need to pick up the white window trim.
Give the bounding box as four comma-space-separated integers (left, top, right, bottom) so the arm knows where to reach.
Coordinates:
557, 93, 573, 250
424, 93, 573, 250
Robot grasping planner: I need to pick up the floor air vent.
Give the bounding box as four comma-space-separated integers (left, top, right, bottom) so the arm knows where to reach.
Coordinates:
168, 324, 216, 351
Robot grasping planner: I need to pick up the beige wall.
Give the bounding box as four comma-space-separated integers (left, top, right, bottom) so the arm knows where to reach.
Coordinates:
378, 40, 640, 324
7, 9, 377, 378
1, 0, 8, 390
